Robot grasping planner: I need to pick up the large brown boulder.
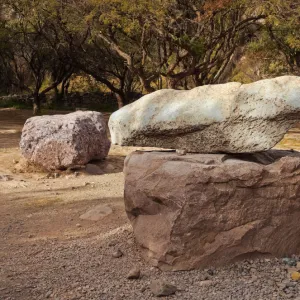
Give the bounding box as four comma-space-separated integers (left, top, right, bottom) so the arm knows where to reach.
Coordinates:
124, 150, 300, 271
20, 111, 110, 170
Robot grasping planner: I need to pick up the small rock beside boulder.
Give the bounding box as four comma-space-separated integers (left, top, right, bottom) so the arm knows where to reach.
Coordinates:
85, 164, 104, 175
20, 111, 110, 170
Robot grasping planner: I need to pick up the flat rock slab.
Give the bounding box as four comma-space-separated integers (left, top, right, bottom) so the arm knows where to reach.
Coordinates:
80, 204, 113, 221
20, 111, 110, 170
124, 150, 300, 271
109, 76, 300, 153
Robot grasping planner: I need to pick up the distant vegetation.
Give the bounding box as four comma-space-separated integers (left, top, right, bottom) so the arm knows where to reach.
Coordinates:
0, 0, 299, 114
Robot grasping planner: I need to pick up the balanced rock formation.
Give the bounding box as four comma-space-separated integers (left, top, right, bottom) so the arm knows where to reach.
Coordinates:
109, 76, 300, 153
20, 111, 110, 170
124, 150, 300, 271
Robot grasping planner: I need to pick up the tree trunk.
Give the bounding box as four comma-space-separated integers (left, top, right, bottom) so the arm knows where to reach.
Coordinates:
183, 78, 189, 90
115, 92, 130, 109
33, 93, 41, 115
139, 76, 155, 93
53, 86, 59, 108
57, 83, 65, 105
158, 76, 163, 89
167, 78, 177, 89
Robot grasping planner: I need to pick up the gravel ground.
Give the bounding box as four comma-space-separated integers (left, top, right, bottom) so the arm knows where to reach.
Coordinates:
1, 224, 300, 300
1, 166, 300, 300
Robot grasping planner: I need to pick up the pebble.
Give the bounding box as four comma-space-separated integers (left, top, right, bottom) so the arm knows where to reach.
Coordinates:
274, 267, 281, 273
207, 269, 214, 276
45, 290, 52, 298
127, 267, 141, 279
112, 249, 123, 258
283, 258, 297, 267
176, 149, 187, 156
105, 164, 116, 171
85, 164, 104, 175
108, 240, 118, 247
291, 272, 300, 281
150, 280, 177, 297
198, 280, 214, 287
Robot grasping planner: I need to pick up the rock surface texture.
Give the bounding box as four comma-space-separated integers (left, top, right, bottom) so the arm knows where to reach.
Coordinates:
109, 76, 300, 153
124, 150, 300, 271
20, 111, 110, 170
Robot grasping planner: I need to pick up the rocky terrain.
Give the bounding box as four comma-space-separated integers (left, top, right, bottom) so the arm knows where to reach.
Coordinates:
1, 108, 300, 299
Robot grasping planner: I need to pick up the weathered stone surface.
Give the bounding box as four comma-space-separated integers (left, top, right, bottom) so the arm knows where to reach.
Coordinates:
124, 150, 300, 271
109, 76, 300, 153
20, 111, 110, 170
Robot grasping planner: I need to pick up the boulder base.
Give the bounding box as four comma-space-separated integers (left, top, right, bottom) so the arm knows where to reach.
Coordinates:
20, 111, 110, 170
124, 150, 300, 271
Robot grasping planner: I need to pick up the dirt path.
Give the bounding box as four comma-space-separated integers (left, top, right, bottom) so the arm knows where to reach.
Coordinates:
0, 109, 142, 299
0, 109, 179, 300
1, 108, 300, 300
0, 109, 28, 149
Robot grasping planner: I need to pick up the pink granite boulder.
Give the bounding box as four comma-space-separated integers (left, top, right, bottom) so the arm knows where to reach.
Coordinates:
20, 111, 110, 170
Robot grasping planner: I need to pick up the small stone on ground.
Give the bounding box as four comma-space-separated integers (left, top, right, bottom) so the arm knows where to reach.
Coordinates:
127, 267, 141, 280
85, 164, 104, 175
150, 280, 177, 297
112, 249, 123, 258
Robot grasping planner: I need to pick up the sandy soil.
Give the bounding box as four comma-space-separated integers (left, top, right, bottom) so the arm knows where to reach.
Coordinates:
276, 124, 300, 151
1, 108, 300, 300
0, 109, 152, 299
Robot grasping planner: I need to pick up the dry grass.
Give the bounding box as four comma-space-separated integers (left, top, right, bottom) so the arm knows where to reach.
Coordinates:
275, 131, 300, 151
24, 197, 63, 209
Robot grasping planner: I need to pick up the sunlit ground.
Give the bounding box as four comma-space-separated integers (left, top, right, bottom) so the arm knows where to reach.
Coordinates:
275, 124, 300, 151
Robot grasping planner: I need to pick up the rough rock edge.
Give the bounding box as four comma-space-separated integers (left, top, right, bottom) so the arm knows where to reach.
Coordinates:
124, 150, 300, 271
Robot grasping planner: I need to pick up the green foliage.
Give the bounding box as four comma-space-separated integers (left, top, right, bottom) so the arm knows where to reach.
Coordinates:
0, 0, 299, 112
0, 96, 32, 109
